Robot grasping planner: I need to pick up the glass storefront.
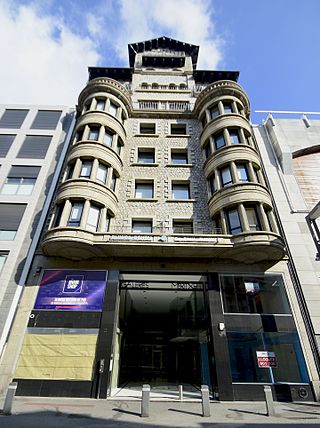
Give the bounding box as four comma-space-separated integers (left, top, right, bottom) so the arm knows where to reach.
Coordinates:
220, 273, 309, 385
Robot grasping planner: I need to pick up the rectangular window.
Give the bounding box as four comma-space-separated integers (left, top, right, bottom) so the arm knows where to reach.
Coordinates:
104, 129, 113, 146
88, 127, 100, 141
96, 100, 106, 111
226, 208, 242, 234
86, 205, 100, 232
220, 166, 233, 186
132, 220, 152, 233
66, 162, 75, 180
246, 207, 261, 231
170, 124, 187, 135
227, 332, 308, 383
67, 202, 83, 227
208, 174, 215, 194
210, 106, 219, 119
80, 161, 92, 178
138, 148, 155, 164
204, 140, 212, 159
1, 166, 40, 195
17, 135, 52, 159
223, 103, 233, 114
0, 109, 28, 128
109, 102, 118, 117
237, 163, 249, 182
31, 110, 62, 130
116, 140, 122, 155
53, 204, 63, 227
0, 253, 7, 273
221, 274, 291, 315
172, 183, 190, 199
140, 123, 156, 134
0, 135, 15, 157
173, 220, 193, 234
229, 130, 240, 145
214, 133, 225, 150
135, 181, 154, 198
96, 163, 108, 183
110, 174, 117, 191
171, 150, 188, 164
0, 203, 27, 240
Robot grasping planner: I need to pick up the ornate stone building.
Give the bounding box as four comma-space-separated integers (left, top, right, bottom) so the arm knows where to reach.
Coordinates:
1, 37, 319, 402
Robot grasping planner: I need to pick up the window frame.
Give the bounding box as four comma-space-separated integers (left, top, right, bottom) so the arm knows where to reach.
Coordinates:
171, 149, 188, 165
135, 181, 154, 199
171, 182, 191, 200
137, 148, 155, 164
226, 208, 242, 234
132, 219, 153, 233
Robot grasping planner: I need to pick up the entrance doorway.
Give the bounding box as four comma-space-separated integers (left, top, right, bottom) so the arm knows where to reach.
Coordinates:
116, 277, 210, 391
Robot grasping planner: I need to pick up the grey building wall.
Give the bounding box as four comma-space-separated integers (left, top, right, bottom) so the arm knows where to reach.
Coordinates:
0, 105, 75, 356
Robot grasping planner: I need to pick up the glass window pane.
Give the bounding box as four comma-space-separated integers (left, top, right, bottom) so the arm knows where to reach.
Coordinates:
221, 274, 291, 314
138, 149, 155, 163
209, 175, 215, 194
223, 103, 233, 113
87, 205, 100, 231
89, 127, 99, 140
132, 220, 152, 233
227, 209, 242, 234
0, 254, 7, 273
173, 221, 193, 233
214, 133, 225, 149
109, 102, 117, 117
171, 151, 188, 164
247, 207, 261, 231
1, 178, 20, 195
104, 130, 113, 146
17, 178, 35, 195
227, 332, 309, 383
96, 164, 108, 183
210, 106, 219, 119
204, 141, 211, 159
135, 182, 153, 198
68, 203, 83, 226
220, 166, 232, 186
80, 161, 92, 178
230, 131, 240, 144
237, 164, 249, 182
172, 184, 190, 199
0, 230, 16, 240
96, 100, 105, 111
111, 174, 117, 191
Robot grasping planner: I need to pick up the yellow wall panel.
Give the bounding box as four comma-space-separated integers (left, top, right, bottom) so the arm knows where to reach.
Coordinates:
15, 333, 98, 381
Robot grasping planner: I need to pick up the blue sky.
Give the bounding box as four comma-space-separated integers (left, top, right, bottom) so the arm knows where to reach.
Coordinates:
1, 0, 319, 123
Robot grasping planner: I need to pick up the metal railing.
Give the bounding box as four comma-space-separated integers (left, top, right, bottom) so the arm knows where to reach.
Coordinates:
138, 101, 191, 111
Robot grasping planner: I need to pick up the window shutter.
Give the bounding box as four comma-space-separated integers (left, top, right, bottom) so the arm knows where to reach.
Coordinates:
0, 110, 29, 128
17, 135, 52, 159
0, 135, 15, 157
0, 204, 27, 230
8, 166, 41, 178
31, 110, 62, 130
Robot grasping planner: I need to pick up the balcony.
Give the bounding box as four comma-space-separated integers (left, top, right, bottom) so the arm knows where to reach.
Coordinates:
138, 101, 191, 111
41, 226, 285, 263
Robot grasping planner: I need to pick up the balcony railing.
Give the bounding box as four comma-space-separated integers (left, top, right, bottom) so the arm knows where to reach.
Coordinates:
138, 101, 191, 111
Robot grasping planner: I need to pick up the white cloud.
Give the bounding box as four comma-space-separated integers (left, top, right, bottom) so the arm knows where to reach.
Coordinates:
0, 1, 100, 106
112, 0, 223, 69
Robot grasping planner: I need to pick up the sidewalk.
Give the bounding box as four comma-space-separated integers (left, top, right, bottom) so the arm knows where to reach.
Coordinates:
1, 396, 320, 427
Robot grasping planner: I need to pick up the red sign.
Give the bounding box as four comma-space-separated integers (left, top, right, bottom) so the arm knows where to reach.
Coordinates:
256, 351, 277, 368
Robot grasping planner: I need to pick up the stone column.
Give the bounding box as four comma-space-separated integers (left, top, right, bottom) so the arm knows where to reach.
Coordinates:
60, 199, 72, 227
238, 203, 249, 232
80, 200, 91, 229
91, 158, 99, 181
230, 161, 238, 183
258, 203, 269, 231
223, 128, 231, 146
217, 101, 224, 115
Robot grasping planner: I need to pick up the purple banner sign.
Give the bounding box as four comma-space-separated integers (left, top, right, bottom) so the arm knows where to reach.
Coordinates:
34, 270, 107, 311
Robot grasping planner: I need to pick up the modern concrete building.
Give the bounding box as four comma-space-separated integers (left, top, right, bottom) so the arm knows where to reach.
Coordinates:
0, 105, 75, 392
253, 113, 320, 387
1, 38, 319, 402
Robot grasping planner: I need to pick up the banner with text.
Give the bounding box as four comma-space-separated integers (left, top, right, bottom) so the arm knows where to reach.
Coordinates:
34, 270, 107, 311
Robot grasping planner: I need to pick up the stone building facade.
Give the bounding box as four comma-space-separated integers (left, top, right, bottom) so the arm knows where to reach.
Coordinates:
1, 38, 319, 402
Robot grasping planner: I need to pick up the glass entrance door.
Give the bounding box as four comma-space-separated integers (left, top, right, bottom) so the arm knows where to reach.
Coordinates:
118, 279, 209, 388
